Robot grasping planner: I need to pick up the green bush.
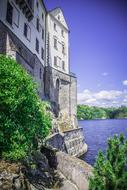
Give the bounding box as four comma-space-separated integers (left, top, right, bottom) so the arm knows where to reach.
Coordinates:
89, 134, 127, 190
0, 55, 51, 160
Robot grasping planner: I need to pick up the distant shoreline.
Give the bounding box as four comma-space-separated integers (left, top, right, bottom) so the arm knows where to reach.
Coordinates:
77, 105, 127, 121
78, 118, 127, 121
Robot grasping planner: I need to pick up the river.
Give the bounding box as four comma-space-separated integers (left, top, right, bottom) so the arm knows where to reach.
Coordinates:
78, 119, 127, 166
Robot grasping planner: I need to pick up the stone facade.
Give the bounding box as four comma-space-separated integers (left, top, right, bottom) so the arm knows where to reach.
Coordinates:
0, 21, 45, 99
45, 66, 77, 125
0, 0, 77, 129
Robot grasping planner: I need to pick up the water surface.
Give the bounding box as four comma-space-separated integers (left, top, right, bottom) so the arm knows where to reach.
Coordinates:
79, 119, 127, 165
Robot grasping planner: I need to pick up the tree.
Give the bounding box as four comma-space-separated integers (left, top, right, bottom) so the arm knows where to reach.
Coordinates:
89, 134, 127, 190
0, 55, 51, 160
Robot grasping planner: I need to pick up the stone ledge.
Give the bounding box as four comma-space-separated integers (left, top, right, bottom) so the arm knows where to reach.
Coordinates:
56, 151, 93, 190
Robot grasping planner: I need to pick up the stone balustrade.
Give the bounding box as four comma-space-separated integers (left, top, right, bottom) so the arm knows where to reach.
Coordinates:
45, 127, 87, 157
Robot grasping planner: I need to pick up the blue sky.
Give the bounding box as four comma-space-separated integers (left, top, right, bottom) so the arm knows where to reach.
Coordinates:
44, 0, 127, 107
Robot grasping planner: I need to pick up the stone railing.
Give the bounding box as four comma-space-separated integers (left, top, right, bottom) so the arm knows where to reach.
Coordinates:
63, 128, 87, 157
45, 128, 87, 157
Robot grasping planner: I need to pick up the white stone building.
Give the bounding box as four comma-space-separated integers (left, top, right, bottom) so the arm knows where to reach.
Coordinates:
0, 0, 77, 128
46, 8, 69, 73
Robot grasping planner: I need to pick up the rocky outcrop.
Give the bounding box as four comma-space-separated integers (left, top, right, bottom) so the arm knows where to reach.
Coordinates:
56, 151, 93, 190
0, 160, 32, 190
0, 148, 92, 190
0, 151, 61, 190
41, 147, 93, 190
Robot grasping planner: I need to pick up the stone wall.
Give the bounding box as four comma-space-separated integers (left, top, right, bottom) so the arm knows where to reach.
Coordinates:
70, 74, 77, 127
45, 66, 77, 128
0, 21, 45, 99
0, 21, 77, 129
45, 66, 70, 115
64, 128, 87, 157
45, 128, 87, 157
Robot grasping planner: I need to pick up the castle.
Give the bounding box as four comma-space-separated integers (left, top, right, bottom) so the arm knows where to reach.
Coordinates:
0, 0, 77, 129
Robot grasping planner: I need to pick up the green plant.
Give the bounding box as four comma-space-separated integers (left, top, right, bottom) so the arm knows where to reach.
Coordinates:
89, 134, 127, 190
0, 55, 52, 160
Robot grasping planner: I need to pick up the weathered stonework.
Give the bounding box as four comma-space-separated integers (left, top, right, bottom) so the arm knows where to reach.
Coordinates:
64, 128, 87, 157
0, 20, 77, 129
0, 21, 45, 99
0, 1, 85, 153
56, 151, 92, 190
45, 66, 77, 128
41, 147, 92, 190
0, 0, 78, 129
45, 128, 87, 157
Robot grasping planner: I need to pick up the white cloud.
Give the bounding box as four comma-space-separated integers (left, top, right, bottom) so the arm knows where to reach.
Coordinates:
102, 72, 109, 76
94, 90, 122, 101
123, 80, 127, 86
123, 99, 127, 103
78, 89, 123, 107
85, 98, 97, 104
112, 101, 118, 104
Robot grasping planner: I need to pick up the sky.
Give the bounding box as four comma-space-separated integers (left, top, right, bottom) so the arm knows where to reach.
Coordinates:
44, 0, 127, 107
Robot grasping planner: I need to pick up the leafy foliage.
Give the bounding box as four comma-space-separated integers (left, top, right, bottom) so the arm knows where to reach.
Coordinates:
77, 105, 127, 120
89, 134, 127, 190
0, 55, 51, 160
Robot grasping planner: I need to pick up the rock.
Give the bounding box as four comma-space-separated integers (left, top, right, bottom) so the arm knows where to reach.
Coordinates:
13, 176, 22, 190
60, 180, 78, 190
23, 151, 61, 189
0, 156, 58, 190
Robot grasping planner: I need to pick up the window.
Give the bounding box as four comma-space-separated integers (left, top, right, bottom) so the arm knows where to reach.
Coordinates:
42, 12, 44, 20
6, 1, 13, 25
35, 38, 39, 53
61, 30, 64, 37
36, 1, 39, 8
41, 47, 44, 60
36, 18, 39, 32
62, 44, 65, 54
54, 38, 57, 49
62, 61, 65, 70
24, 23, 27, 37
42, 28, 44, 40
54, 56, 57, 66
13, 6, 20, 27
24, 23, 31, 41
40, 68, 42, 79
58, 15, 60, 20
54, 23, 57, 31
58, 57, 61, 67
